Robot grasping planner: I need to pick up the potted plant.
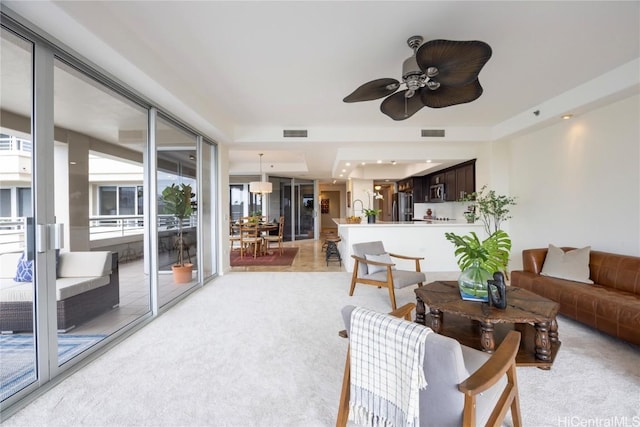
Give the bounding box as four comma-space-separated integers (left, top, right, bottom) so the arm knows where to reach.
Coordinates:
463, 210, 477, 223
363, 208, 382, 223
363, 188, 384, 223
461, 185, 517, 235
248, 210, 262, 225
445, 230, 512, 301
161, 183, 195, 283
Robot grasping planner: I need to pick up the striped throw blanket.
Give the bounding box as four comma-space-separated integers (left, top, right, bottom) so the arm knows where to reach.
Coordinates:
348, 306, 431, 427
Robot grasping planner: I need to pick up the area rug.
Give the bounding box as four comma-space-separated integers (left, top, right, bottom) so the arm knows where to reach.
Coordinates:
0, 334, 105, 401
230, 247, 299, 266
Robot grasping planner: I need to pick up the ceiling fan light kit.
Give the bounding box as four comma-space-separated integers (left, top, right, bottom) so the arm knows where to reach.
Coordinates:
343, 35, 492, 120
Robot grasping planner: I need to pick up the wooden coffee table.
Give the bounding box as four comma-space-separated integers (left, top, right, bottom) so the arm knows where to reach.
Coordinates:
415, 281, 561, 369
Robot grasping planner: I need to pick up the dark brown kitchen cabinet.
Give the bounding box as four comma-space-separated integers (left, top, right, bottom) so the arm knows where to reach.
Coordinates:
444, 170, 457, 201
413, 178, 426, 202
424, 160, 476, 202
430, 173, 444, 186
397, 177, 427, 202
456, 163, 476, 200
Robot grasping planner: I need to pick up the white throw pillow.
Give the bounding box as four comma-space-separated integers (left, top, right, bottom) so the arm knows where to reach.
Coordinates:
540, 244, 593, 284
365, 253, 394, 274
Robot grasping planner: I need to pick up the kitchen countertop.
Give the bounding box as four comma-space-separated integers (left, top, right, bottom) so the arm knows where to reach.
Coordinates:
333, 218, 488, 272
333, 218, 480, 226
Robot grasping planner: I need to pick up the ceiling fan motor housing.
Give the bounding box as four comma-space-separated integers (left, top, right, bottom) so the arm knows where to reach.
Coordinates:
402, 55, 423, 80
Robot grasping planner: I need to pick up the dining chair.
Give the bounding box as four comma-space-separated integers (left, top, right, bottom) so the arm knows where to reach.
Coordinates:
263, 216, 285, 255
229, 220, 242, 253
239, 223, 261, 258
336, 303, 522, 427
350, 241, 425, 310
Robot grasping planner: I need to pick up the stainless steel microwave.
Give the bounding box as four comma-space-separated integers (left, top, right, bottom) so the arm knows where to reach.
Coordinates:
429, 183, 445, 202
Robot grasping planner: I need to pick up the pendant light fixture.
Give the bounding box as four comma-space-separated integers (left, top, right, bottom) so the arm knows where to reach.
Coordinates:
249, 153, 273, 194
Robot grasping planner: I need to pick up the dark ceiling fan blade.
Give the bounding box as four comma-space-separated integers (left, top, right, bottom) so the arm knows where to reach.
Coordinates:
416, 40, 492, 87
343, 78, 400, 103
380, 90, 425, 120
420, 79, 484, 108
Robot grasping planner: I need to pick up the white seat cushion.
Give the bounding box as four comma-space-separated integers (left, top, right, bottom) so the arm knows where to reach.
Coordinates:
0, 275, 110, 302
58, 251, 112, 278
364, 269, 426, 289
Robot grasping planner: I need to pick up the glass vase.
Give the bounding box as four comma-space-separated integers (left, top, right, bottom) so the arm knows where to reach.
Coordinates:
458, 261, 491, 302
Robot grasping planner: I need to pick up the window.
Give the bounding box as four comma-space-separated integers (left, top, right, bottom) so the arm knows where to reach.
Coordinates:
99, 186, 117, 215
0, 189, 11, 216
118, 187, 136, 215
17, 187, 31, 216
98, 185, 143, 215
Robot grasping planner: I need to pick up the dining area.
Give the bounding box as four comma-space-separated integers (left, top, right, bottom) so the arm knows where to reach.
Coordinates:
230, 215, 285, 259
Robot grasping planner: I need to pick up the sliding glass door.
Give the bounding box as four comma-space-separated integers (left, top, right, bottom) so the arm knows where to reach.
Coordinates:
1, 10, 218, 412
156, 115, 198, 306
267, 177, 316, 241
0, 27, 37, 403
52, 58, 152, 367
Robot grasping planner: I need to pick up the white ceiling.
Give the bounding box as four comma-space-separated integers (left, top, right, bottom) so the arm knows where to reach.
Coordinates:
4, 1, 640, 183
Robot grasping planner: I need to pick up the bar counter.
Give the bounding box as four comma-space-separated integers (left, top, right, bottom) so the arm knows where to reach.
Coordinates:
334, 218, 487, 273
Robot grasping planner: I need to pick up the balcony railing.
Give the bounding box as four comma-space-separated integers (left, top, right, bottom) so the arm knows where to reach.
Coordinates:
0, 217, 26, 253
0, 215, 197, 255
0, 136, 32, 153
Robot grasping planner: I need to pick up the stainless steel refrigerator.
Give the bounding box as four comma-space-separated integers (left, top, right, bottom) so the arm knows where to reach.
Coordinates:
392, 192, 413, 221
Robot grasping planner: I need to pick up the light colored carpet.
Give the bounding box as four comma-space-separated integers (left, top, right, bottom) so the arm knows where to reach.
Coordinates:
3, 272, 640, 426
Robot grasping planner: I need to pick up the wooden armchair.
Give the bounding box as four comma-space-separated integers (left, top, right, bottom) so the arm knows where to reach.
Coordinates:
350, 241, 425, 310
337, 303, 522, 427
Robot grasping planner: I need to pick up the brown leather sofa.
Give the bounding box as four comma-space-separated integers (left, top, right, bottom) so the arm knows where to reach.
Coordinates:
511, 247, 640, 346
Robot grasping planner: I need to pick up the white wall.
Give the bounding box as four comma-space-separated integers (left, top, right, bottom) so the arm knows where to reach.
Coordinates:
218, 143, 231, 273
507, 94, 640, 270
349, 178, 374, 217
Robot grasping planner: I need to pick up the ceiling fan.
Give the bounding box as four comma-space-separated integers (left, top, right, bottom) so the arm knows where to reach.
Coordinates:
343, 36, 492, 121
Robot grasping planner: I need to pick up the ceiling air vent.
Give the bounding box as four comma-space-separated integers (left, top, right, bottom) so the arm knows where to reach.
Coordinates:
283, 129, 308, 138
421, 129, 445, 137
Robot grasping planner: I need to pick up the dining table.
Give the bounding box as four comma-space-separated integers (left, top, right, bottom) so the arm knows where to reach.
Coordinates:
233, 222, 279, 256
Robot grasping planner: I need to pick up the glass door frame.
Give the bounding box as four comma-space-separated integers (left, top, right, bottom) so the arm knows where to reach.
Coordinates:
32, 37, 61, 390
267, 176, 317, 242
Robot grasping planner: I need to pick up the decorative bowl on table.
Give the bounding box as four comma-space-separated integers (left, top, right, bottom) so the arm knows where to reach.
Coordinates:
346, 216, 362, 224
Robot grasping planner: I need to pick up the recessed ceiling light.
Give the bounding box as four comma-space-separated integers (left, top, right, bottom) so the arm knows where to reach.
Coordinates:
561, 114, 573, 120
345, 162, 351, 166
426, 159, 432, 163
376, 160, 382, 164
361, 162, 366, 166
341, 169, 346, 173
391, 160, 397, 165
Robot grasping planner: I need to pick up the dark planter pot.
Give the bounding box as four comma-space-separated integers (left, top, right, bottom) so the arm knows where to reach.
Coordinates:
367, 216, 376, 224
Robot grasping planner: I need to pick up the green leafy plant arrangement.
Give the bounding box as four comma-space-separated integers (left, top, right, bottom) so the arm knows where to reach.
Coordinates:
445, 230, 512, 274
461, 185, 517, 235
363, 208, 382, 217
161, 183, 195, 267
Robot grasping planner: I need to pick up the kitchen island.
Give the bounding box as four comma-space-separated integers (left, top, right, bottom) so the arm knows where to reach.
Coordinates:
334, 219, 487, 275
